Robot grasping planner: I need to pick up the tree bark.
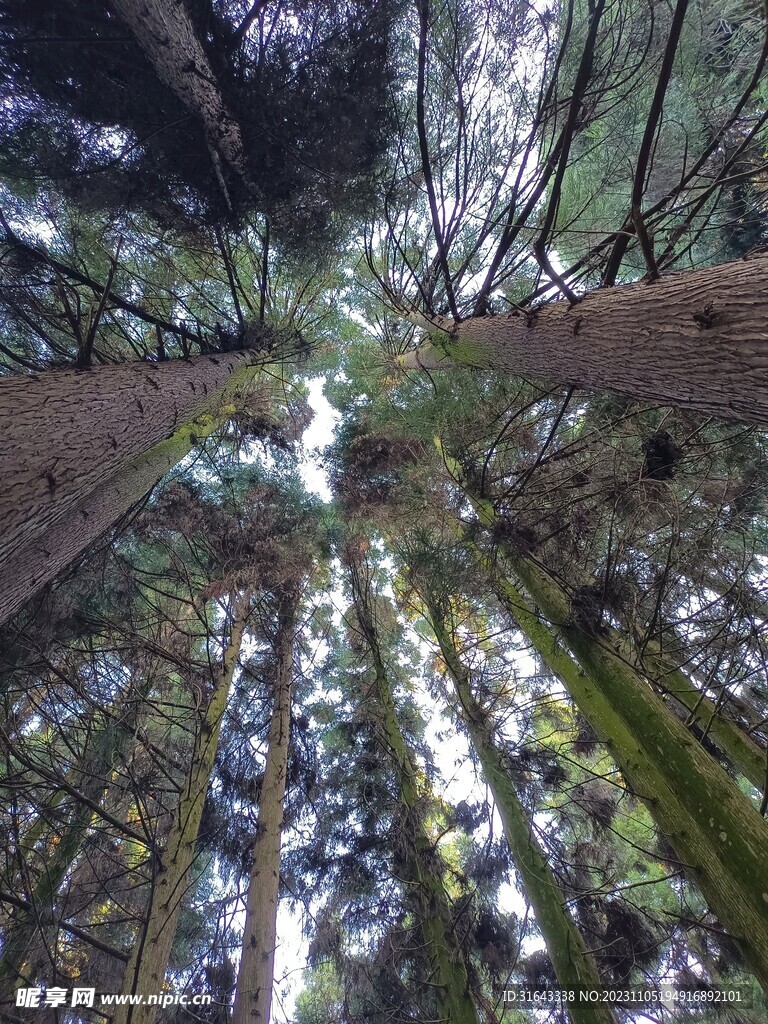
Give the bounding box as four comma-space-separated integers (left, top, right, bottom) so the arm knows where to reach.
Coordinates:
618, 638, 767, 792
399, 254, 768, 425
113, 594, 249, 1024
424, 597, 618, 1024
232, 590, 297, 1024
0, 351, 264, 625
514, 557, 768, 988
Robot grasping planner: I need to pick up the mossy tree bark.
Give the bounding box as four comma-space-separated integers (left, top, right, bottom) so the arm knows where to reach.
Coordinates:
399, 254, 768, 426
422, 594, 619, 1024
617, 638, 767, 792
461, 527, 768, 987
113, 593, 250, 1024
0, 351, 265, 625
232, 589, 297, 1024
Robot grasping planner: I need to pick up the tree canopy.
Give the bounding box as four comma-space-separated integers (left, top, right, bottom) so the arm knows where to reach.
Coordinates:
1, 1, 768, 1023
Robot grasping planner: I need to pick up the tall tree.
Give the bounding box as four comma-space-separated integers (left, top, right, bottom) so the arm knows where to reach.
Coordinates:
405, 557, 618, 1024
0, 349, 270, 625
396, 254, 768, 425
232, 587, 308, 1024
439, 446, 768, 987
343, 544, 482, 1024
0, 203, 323, 622
0, 0, 396, 236
113, 592, 251, 1024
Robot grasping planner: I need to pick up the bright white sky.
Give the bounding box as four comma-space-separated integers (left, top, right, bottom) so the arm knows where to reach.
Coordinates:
297, 376, 340, 501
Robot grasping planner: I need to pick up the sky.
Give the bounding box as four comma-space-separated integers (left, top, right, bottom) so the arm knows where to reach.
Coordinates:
297, 376, 340, 502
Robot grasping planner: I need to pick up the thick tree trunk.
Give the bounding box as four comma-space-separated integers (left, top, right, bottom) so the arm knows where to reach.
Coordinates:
349, 564, 481, 1024
514, 558, 768, 988
399, 254, 768, 425
425, 599, 618, 1024
232, 590, 297, 1024
462, 529, 768, 988
109, 0, 254, 192
0, 351, 264, 625
113, 594, 249, 1024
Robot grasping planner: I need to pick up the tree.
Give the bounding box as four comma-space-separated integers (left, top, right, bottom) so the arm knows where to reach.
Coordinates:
0, 647, 161, 1004
3, 0, 768, 1016
324, 334, 768, 998
436, 443, 768, 986
0, 349, 270, 625
232, 590, 308, 1024
0, 200, 325, 622
114, 469, 320, 1022
404, 552, 618, 1024
113, 593, 251, 1024
0, 0, 396, 239
342, 544, 482, 1024
397, 253, 768, 426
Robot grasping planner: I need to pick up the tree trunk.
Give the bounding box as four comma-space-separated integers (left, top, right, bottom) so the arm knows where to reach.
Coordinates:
0, 351, 264, 625
462, 529, 768, 988
0, 731, 122, 1004
424, 598, 618, 1024
113, 594, 249, 1024
348, 562, 481, 1024
1, 612, 187, 904
399, 254, 768, 425
0, 629, 179, 1001
232, 590, 297, 1024
110, 0, 254, 192
457, 520, 768, 989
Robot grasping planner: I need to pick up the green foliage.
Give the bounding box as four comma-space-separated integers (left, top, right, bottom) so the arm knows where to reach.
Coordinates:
0, 0, 398, 247
1, 0, 768, 1017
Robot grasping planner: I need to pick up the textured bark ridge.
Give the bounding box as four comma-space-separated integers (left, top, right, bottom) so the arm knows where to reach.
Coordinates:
399, 254, 768, 425
0, 350, 263, 624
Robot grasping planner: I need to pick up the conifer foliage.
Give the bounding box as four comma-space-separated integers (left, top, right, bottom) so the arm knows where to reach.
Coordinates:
1, 1, 768, 1023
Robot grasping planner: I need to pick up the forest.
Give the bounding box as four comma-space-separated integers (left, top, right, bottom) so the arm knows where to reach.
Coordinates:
0, 0, 767, 1022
